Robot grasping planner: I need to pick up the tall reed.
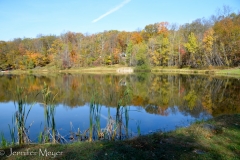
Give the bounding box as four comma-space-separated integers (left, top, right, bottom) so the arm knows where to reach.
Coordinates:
89, 92, 102, 141
95, 104, 101, 139
89, 96, 94, 142
117, 87, 131, 140
137, 121, 141, 136
41, 82, 57, 144
124, 107, 129, 138
104, 87, 132, 141
8, 115, 16, 146
14, 87, 32, 145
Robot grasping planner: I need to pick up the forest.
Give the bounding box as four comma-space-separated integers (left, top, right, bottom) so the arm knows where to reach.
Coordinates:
0, 8, 239, 70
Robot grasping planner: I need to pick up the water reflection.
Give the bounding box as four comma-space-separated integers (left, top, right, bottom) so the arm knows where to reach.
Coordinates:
0, 73, 239, 142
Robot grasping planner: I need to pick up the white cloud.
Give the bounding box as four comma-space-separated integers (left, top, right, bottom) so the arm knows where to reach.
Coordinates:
92, 0, 131, 23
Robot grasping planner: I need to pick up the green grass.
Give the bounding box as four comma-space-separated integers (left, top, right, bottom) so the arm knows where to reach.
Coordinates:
0, 132, 7, 148
1, 114, 239, 160
3, 65, 240, 77
215, 68, 240, 75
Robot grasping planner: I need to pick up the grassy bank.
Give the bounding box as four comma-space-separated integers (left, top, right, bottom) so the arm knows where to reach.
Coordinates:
152, 67, 240, 75
1, 114, 239, 160
1, 65, 240, 77
215, 68, 240, 75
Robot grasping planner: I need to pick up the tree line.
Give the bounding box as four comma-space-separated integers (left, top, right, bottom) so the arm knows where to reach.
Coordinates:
0, 8, 239, 70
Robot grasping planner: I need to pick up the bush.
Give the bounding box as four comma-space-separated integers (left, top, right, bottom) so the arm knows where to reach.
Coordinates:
134, 63, 151, 71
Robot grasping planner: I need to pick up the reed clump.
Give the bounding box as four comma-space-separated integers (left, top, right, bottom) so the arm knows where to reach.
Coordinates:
14, 87, 33, 145
39, 82, 65, 144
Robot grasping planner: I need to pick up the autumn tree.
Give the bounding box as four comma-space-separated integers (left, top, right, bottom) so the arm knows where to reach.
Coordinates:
147, 38, 158, 66
0, 41, 8, 70
202, 28, 215, 66
148, 34, 170, 66
141, 23, 158, 40
117, 31, 129, 53
157, 22, 169, 38
130, 32, 143, 44
48, 39, 64, 68
213, 13, 240, 66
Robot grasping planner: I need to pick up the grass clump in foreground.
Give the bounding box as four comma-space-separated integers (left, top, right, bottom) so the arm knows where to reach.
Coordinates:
1, 114, 240, 160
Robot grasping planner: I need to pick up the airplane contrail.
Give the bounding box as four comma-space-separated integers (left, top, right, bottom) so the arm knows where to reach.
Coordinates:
92, 0, 131, 23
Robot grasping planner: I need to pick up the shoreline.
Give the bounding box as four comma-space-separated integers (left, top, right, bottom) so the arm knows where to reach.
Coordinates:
1, 66, 240, 77
1, 114, 239, 159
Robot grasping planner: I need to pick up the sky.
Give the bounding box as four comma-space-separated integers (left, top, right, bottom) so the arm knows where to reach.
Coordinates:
0, 0, 239, 41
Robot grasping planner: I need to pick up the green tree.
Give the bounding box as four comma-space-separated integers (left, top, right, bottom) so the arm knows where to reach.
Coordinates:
134, 42, 149, 69
184, 32, 199, 67
126, 41, 133, 66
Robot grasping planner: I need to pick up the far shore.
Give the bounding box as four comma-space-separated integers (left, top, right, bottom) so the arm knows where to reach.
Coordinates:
1, 66, 240, 77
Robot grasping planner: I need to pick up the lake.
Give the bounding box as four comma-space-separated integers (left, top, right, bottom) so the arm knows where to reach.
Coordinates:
0, 73, 239, 143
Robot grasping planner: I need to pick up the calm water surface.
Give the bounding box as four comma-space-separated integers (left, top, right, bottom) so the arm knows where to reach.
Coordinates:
0, 73, 239, 142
